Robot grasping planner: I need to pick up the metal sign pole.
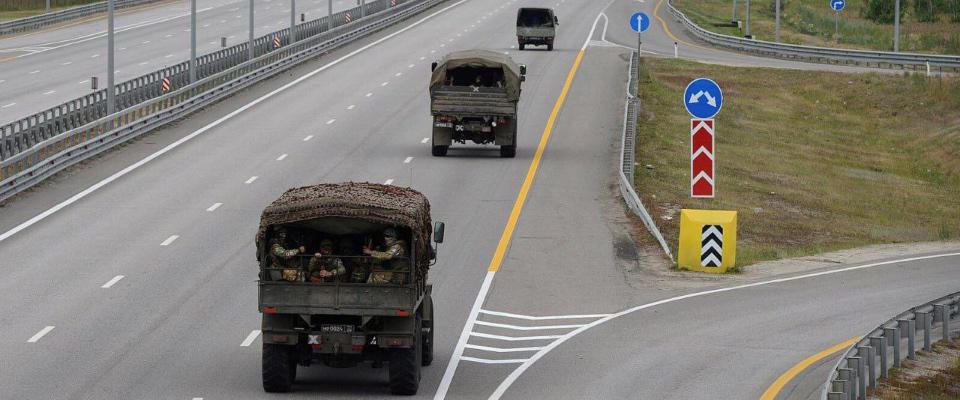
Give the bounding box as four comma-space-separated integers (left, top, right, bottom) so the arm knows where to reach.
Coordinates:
775, 0, 781, 42
744, 0, 751, 38
290, 0, 297, 43
834, 10, 839, 42
328, 0, 334, 30
107, 0, 115, 115
731, 0, 737, 23
249, 0, 255, 61
190, 0, 197, 83
894, 0, 900, 51
46, 0, 50, 13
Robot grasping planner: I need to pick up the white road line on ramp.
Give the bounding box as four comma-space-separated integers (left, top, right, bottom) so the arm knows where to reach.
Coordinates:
464, 344, 543, 353
326, 119, 336, 124
101, 275, 125, 288
28, 326, 55, 343
276, 153, 288, 161
473, 321, 585, 331
470, 332, 562, 341
461, 356, 526, 364
403, 157, 413, 164
244, 176, 258, 184
206, 203, 222, 212
488, 251, 960, 399
347, 104, 355, 110
303, 135, 314, 141
435, 271, 495, 399
479, 309, 612, 320
160, 235, 179, 246
0, 0, 469, 244
240, 330, 261, 347
1, 103, 15, 108
421, 137, 429, 144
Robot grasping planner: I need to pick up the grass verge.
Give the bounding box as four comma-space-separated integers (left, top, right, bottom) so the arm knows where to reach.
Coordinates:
875, 339, 960, 399
634, 58, 960, 267
671, 0, 960, 55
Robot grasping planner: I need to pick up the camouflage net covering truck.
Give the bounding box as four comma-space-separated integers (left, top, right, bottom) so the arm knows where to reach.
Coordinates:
429, 49, 526, 158
516, 7, 557, 50
256, 183, 444, 395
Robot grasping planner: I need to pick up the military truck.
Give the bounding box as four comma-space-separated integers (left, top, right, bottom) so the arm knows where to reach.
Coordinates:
256, 183, 443, 395
429, 49, 526, 158
516, 7, 558, 50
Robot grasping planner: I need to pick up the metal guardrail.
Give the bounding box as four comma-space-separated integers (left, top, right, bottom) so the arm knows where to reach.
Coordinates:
821, 291, 959, 400
618, 51, 674, 261
0, 0, 441, 202
666, 0, 960, 72
0, 0, 163, 35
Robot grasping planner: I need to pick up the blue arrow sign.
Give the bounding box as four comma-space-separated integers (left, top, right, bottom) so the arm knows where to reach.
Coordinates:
630, 12, 650, 33
830, 0, 845, 11
684, 78, 723, 119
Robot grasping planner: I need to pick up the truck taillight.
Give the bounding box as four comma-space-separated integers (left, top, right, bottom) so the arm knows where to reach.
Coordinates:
352, 335, 365, 352
497, 117, 507, 125
263, 306, 277, 314
395, 309, 410, 317
381, 336, 413, 347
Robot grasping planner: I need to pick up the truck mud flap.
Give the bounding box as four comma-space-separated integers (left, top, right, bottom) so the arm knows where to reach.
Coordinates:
494, 119, 517, 146
433, 126, 453, 146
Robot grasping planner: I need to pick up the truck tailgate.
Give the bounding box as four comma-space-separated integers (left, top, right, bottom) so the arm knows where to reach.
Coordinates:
259, 282, 419, 316
431, 86, 516, 117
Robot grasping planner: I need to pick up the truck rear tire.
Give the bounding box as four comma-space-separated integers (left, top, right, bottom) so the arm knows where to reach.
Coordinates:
422, 296, 434, 366
431, 145, 448, 157
262, 343, 295, 393
519, 42, 525, 50
389, 317, 422, 395
547, 44, 554, 51
500, 145, 516, 158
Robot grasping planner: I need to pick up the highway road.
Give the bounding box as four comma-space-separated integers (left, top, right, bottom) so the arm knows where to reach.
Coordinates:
0, 0, 359, 125
0, 0, 956, 399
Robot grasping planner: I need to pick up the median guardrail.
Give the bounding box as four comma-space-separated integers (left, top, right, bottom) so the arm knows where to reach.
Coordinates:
0, 0, 164, 35
619, 50, 674, 261
0, 0, 441, 202
665, 0, 960, 72
821, 291, 959, 400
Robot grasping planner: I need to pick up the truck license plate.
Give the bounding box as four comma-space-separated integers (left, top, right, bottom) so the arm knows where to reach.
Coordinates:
320, 324, 355, 333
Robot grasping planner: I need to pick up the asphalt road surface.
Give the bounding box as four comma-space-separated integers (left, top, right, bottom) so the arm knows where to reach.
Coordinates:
0, 0, 359, 125
0, 0, 956, 399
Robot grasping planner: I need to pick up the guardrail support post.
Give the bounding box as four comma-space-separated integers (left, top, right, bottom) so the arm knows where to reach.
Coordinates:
885, 326, 901, 368
837, 369, 852, 400
906, 319, 917, 359
361, 0, 366, 17
870, 336, 888, 379
827, 391, 844, 400
935, 304, 948, 341
919, 311, 932, 352
847, 356, 862, 400
858, 345, 875, 390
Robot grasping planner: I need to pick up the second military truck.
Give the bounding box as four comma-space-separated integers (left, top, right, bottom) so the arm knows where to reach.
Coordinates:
430, 49, 526, 158
257, 183, 443, 395
516, 7, 557, 50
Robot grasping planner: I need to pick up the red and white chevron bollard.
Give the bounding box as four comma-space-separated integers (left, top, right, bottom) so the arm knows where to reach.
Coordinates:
690, 119, 715, 198
161, 77, 171, 92
345, 12, 352, 22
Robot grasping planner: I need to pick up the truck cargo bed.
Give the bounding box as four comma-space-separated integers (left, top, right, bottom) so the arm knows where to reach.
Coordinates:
430, 86, 516, 117
259, 281, 422, 316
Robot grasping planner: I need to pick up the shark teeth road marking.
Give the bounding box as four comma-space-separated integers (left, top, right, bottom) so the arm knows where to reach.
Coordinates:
463, 344, 544, 353
28, 326, 55, 343
469, 332, 562, 341
479, 309, 612, 320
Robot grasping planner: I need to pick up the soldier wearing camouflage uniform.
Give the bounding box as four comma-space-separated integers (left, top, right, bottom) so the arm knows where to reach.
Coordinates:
270, 227, 306, 282
308, 239, 346, 283
363, 228, 408, 285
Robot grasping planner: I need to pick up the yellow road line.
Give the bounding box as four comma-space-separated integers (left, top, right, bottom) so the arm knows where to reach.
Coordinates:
760, 336, 861, 400
486, 49, 586, 272
653, 0, 709, 51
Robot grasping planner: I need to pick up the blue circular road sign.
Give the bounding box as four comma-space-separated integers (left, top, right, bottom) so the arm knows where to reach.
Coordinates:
830, 0, 845, 11
630, 12, 650, 33
683, 78, 723, 119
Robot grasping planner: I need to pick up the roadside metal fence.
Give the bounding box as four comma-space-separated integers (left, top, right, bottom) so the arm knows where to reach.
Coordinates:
0, 0, 441, 202
618, 50, 674, 261
665, 0, 960, 72
821, 291, 960, 400
0, 0, 163, 35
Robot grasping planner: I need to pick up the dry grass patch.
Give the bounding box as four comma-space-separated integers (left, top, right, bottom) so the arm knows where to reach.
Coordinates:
634, 58, 960, 267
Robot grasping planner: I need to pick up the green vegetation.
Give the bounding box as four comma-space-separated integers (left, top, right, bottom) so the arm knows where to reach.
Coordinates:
0, 0, 102, 22
634, 58, 960, 267
671, 0, 960, 54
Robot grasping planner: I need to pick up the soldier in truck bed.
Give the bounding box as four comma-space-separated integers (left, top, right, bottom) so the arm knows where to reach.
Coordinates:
363, 228, 408, 284
308, 239, 346, 283
270, 226, 307, 282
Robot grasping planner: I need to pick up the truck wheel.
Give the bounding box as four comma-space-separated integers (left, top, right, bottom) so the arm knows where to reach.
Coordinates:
547, 44, 554, 51
519, 42, 525, 50
500, 145, 516, 158
262, 343, 295, 393
431, 145, 448, 157
421, 296, 434, 366
389, 317, 422, 395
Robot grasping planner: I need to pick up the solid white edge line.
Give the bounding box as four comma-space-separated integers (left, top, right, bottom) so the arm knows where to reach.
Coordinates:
460, 356, 527, 364
470, 332, 562, 341
160, 235, 179, 246
101, 275, 125, 288
488, 252, 960, 400
27, 326, 55, 343
473, 321, 584, 331
434, 271, 495, 400
479, 309, 611, 320
206, 202, 223, 212
0, 0, 471, 245
463, 344, 544, 353
240, 330, 262, 347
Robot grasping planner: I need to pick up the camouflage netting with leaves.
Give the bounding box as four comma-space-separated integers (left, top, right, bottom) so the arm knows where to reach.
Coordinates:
256, 182, 434, 278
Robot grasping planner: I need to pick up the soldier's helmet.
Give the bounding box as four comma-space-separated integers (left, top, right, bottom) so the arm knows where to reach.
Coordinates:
274, 226, 288, 241
383, 228, 399, 245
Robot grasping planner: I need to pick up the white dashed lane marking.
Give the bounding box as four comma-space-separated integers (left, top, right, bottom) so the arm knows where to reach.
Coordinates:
276, 154, 288, 161
245, 176, 258, 184
160, 235, 180, 246
303, 135, 314, 141
240, 330, 261, 347
29, 70, 39, 74
101, 275, 125, 288
206, 203, 223, 212
421, 137, 429, 144
326, 119, 336, 124
43, 90, 55, 95
384, 179, 394, 185
1, 103, 15, 108
347, 105, 355, 110
27, 326, 55, 343
395, 72, 402, 77
365, 92, 373, 97
61, 61, 72, 65
381, 81, 389, 86
404, 157, 414, 164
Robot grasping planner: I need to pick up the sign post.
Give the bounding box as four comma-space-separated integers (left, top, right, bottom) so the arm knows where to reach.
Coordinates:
684, 78, 723, 198
629, 12, 650, 93
831, 0, 845, 41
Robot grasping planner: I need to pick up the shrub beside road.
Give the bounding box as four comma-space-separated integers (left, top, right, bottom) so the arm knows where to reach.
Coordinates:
634, 58, 960, 267
671, 0, 960, 55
